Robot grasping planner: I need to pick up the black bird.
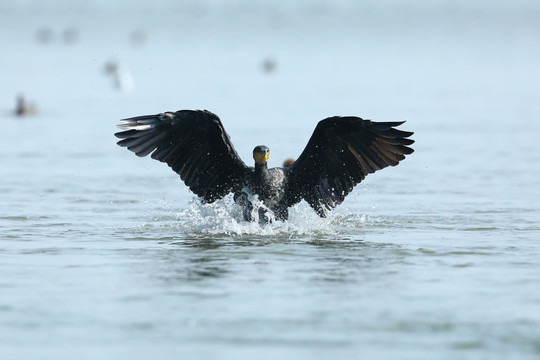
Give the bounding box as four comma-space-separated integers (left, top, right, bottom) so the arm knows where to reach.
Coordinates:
115, 110, 414, 221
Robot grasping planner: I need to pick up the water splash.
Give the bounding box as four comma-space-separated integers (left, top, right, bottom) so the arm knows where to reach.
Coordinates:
175, 196, 361, 238
127, 196, 412, 241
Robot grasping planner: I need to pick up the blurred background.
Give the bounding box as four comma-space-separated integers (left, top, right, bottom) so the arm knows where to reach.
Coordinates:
3, 0, 539, 133
2, 0, 538, 213
1, 1, 540, 359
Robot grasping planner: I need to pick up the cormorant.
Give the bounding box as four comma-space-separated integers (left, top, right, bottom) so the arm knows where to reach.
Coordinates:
115, 110, 414, 221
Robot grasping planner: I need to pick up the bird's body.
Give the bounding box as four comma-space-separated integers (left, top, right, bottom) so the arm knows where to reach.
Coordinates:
115, 110, 414, 222
234, 164, 289, 222
252, 162, 289, 220
248, 167, 286, 207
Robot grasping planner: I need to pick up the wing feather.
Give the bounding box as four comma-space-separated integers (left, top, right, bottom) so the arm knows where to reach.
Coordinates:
286, 116, 414, 216
115, 110, 248, 203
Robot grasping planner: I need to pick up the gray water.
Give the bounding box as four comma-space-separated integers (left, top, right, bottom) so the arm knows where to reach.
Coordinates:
1, 1, 540, 359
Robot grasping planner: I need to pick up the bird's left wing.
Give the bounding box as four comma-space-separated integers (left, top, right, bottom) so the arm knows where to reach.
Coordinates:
285, 116, 414, 216
115, 110, 249, 203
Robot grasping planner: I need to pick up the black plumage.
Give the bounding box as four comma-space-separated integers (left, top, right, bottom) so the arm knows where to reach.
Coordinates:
115, 110, 414, 221
284, 116, 414, 216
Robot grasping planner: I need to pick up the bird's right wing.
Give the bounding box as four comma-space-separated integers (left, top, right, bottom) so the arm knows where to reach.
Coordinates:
285, 116, 414, 216
115, 110, 249, 203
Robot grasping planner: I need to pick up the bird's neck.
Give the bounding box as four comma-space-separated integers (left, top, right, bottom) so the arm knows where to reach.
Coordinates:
254, 163, 269, 178
252, 163, 270, 197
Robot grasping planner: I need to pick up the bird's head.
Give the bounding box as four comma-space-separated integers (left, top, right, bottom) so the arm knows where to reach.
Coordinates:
253, 145, 270, 165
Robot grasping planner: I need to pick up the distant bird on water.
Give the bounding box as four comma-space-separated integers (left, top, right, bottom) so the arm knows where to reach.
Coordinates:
282, 158, 295, 168
15, 95, 37, 116
115, 110, 414, 222
104, 61, 135, 92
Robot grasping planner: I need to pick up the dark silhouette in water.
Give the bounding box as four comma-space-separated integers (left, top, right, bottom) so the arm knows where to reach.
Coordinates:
15, 95, 37, 116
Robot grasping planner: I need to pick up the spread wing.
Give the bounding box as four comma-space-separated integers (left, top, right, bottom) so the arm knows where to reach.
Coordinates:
285, 116, 414, 216
115, 110, 249, 203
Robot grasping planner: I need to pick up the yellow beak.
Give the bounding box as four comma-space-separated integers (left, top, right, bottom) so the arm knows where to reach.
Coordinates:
255, 151, 269, 163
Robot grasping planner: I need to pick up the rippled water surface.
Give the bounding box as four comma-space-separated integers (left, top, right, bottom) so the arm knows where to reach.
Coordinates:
1, 1, 540, 359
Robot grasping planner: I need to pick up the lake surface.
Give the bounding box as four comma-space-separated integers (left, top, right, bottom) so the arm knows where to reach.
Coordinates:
1, 1, 540, 359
